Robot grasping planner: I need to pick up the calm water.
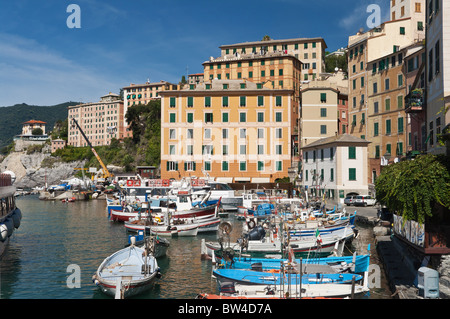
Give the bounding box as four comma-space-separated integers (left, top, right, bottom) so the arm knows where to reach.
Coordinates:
0, 195, 391, 299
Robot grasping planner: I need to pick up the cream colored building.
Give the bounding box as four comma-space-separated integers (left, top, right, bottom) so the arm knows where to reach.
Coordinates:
68, 93, 124, 147
301, 134, 370, 202
425, 0, 450, 154
300, 71, 349, 148
159, 79, 295, 183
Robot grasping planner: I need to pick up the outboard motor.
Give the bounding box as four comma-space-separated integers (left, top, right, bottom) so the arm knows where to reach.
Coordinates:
247, 225, 266, 241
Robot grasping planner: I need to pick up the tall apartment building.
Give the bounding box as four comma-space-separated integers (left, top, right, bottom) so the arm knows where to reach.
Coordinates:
347, 2, 425, 184
217, 37, 327, 82
68, 93, 124, 147
366, 48, 409, 183
122, 81, 178, 137
425, 0, 450, 155
159, 79, 295, 183
300, 71, 348, 148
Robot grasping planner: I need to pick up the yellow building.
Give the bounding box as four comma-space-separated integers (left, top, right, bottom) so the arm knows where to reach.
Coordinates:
159, 79, 295, 183
217, 37, 327, 82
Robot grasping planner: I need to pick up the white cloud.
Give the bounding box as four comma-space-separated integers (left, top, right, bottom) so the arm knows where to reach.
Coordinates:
0, 32, 121, 106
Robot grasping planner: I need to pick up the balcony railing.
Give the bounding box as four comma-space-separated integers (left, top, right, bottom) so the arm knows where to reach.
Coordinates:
405, 88, 425, 113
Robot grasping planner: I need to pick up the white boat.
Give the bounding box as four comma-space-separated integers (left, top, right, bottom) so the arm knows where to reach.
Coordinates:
92, 239, 161, 298
197, 282, 369, 299
0, 171, 22, 258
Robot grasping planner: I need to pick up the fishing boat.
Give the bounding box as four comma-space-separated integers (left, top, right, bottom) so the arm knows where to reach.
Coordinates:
197, 281, 369, 299
213, 251, 371, 274
92, 238, 161, 298
127, 231, 170, 258
0, 172, 22, 258
212, 267, 363, 286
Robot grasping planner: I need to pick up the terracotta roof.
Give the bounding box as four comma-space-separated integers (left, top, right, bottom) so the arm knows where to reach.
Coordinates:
23, 120, 46, 124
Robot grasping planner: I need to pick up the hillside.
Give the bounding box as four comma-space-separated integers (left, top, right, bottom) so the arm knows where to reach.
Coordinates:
0, 102, 79, 150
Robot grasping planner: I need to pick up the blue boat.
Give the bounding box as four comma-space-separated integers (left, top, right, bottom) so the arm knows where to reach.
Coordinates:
213, 268, 363, 286
215, 253, 370, 274
247, 203, 275, 218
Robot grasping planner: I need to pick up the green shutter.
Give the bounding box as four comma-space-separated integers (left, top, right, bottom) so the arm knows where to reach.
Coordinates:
205, 96, 211, 107
222, 113, 228, 122
258, 112, 264, 122
320, 93, 327, 102
398, 117, 404, 133
386, 119, 391, 135
258, 96, 264, 106
187, 113, 193, 123
240, 96, 246, 106
276, 96, 282, 106
170, 113, 176, 123
222, 96, 228, 107
187, 96, 193, 107
349, 168, 356, 181
348, 146, 356, 159
170, 97, 176, 107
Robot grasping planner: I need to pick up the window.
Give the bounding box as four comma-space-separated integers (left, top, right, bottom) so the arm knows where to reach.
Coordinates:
184, 161, 196, 171
204, 129, 211, 139
187, 113, 193, 123
435, 41, 440, 75
348, 146, 356, 159
375, 145, 380, 158
374, 101, 379, 114
275, 128, 282, 139
222, 112, 229, 122
349, 168, 356, 181
400, 27, 405, 35
320, 125, 327, 134
257, 161, 264, 171
257, 96, 264, 106
275, 112, 282, 122
330, 168, 334, 182
222, 161, 228, 171
204, 96, 211, 107
169, 129, 176, 139
240, 145, 246, 155
202, 145, 213, 155
373, 82, 378, 94
386, 119, 391, 135
397, 95, 403, 109
374, 122, 379, 136
239, 112, 246, 123
398, 117, 404, 133
167, 161, 178, 171
239, 161, 246, 171
170, 97, 176, 107
257, 112, 264, 122
276, 161, 282, 171
275, 96, 282, 106
257, 145, 264, 155
204, 161, 211, 171
385, 99, 390, 111
222, 96, 229, 107
385, 79, 390, 91
186, 145, 193, 156
186, 129, 193, 139
320, 93, 327, 103
169, 113, 176, 123
398, 74, 403, 87
276, 144, 282, 155
222, 145, 228, 155
240, 96, 246, 107
320, 108, 327, 117
205, 113, 213, 123
222, 128, 228, 139
187, 96, 193, 107
257, 128, 264, 139
240, 128, 246, 139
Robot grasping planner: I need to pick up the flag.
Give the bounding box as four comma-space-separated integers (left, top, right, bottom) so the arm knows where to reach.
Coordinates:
315, 228, 322, 244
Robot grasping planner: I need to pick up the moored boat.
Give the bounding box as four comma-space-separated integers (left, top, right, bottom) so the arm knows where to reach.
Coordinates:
92, 239, 161, 298
0, 171, 22, 258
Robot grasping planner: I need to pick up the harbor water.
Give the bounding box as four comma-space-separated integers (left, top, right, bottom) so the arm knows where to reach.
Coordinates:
0, 195, 392, 299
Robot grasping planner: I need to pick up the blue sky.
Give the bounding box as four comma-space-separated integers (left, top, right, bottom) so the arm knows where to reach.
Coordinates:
0, 0, 390, 107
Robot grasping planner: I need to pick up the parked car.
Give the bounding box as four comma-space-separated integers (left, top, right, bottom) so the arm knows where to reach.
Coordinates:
344, 195, 356, 206
354, 195, 377, 206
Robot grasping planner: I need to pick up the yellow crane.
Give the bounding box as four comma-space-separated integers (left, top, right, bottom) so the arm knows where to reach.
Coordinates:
71, 118, 114, 181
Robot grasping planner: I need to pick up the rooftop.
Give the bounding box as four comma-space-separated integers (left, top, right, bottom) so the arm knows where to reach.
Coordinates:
220, 37, 327, 49
301, 134, 370, 150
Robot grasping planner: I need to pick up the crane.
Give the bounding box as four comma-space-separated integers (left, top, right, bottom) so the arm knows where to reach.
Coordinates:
71, 117, 114, 182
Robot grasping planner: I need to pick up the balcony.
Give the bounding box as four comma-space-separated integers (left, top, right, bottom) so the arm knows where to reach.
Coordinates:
405, 88, 425, 113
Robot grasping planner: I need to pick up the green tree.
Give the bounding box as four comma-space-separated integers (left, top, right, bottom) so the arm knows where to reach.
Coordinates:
32, 128, 43, 135
325, 52, 348, 74
375, 154, 450, 224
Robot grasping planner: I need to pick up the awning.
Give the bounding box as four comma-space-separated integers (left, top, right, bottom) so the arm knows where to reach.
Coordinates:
251, 177, 270, 183
234, 177, 251, 182
215, 177, 233, 183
